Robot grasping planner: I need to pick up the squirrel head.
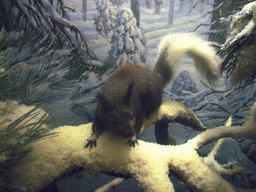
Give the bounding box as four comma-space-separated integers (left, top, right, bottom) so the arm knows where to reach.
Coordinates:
97, 83, 136, 138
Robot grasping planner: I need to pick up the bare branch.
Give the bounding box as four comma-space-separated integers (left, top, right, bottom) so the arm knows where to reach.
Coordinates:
95, 178, 125, 192
189, 3, 223, 23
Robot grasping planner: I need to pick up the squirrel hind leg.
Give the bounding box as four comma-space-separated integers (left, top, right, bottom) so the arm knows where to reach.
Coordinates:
140, 87, 163, 119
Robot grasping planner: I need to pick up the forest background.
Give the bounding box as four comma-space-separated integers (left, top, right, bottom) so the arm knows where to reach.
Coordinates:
1, 0, 256, 191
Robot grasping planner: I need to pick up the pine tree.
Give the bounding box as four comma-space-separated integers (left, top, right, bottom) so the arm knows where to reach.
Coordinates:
104, 8, 147, 69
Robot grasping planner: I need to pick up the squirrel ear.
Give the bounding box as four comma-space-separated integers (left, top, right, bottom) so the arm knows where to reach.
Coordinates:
124, 82, 134, 106
97, 93, 112, 111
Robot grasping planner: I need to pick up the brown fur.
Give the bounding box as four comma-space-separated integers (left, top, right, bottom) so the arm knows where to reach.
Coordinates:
85, 33, 218, 148
85, 64, 164, 148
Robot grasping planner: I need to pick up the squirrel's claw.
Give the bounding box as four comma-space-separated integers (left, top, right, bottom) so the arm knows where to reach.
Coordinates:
85, 139, 97, 149
85, 132, 99, 149
127, 136, 139, 147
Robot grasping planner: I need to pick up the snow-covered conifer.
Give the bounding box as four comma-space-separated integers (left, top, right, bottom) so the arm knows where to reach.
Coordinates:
94, 0, 117, 37
110, 0, 124, 7
105, 7, 147, 68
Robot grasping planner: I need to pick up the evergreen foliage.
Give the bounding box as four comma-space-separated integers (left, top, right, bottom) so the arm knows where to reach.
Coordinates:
110, 0, 124, 7
0, 0, 98, 60
218, 1, 256, 86
104, 7, 147, 70
0, 2, 102, 187
94, 0, 146, 72
94, 0, 117, 37
231, 0, 254, 12
0, 101, 56, 191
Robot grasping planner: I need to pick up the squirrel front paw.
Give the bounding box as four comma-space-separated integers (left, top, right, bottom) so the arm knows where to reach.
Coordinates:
127, 136, 139, 147
84, 138, 97, 149
85, 133, 98, 149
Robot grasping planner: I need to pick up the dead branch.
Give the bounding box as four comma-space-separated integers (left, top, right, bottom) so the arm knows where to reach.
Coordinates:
192, 23, 210, 32
188, 2, 223, 23
168, 81, 256, 126
95, 178, 125, 192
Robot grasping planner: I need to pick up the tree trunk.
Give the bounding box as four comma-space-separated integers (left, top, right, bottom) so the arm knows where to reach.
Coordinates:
155, 0, 162, 15
82, 0, 87, 21
169, 0, 175, 24
145, 0, 154, 9
178, 0, 185, 13
208, 0, 231, 44
0, 0, 12, 31
131, 0, 140, 27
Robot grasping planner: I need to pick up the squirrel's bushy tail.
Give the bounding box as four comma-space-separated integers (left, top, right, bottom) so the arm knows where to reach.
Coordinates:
154, 33, 219, 87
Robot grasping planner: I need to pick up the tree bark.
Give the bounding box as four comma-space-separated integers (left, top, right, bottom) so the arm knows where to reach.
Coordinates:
145, 0, 154, 9
131, 0, 140, 27
155, 0, 162, 15
0, 0, 11, 30
178, 0, 185, 13
208, 0, 231, 44
169, 0, 175, 24
82, 0, 87, 21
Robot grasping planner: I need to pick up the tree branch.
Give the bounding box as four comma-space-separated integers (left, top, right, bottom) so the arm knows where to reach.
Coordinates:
5, 100, 256, 191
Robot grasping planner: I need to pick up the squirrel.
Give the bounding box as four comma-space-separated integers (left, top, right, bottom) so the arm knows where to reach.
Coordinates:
85, 33, 219, 149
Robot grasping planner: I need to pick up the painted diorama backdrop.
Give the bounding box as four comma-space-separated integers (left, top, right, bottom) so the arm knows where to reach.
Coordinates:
1, 0, 256, 191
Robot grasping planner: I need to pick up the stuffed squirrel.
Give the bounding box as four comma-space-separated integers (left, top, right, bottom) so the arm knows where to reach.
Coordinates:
85, 33, 219, 148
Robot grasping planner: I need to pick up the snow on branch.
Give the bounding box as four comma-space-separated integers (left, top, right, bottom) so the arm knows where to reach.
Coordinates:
7, 0, 98, 60
94, 0, 117, 37
218, 1, 256, 86
5, 99, 256, 191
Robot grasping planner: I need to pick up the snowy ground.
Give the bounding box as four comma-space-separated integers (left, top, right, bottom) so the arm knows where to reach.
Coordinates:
66, 0, 214, 89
